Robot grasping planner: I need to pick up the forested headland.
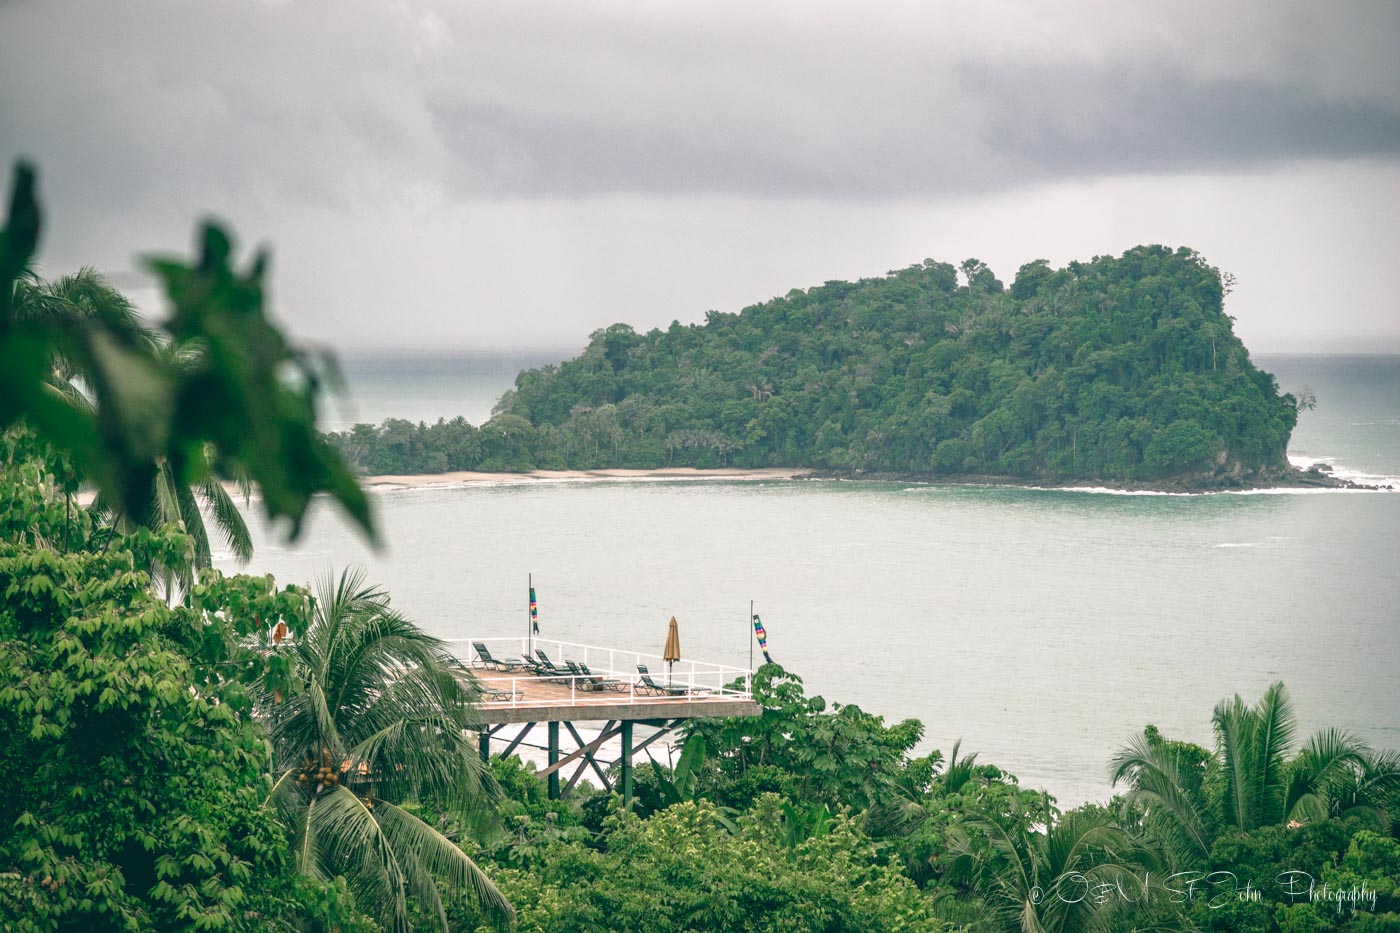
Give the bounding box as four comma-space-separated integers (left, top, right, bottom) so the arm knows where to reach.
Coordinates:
330, 246, 1307, 488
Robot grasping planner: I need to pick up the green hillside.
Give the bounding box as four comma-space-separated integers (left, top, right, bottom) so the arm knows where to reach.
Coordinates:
336, 245, 1301, 484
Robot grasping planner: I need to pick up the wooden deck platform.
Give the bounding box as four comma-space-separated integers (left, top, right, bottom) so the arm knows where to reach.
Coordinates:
468, 668, 762, 724
451, 637, 760, 800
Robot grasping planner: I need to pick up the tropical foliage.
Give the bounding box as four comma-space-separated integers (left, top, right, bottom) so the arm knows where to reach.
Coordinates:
261, 568, 513, 931
11, 264, 255, 590
0, 426, 355, 930
1, 161, 386, 930
454, 669, 1400, 933
1, 161, 374, 545
5, 158, 1396, 932
954, 794, 1162, 933
331, 247, 1300, 485
1110, 682, 1400, 867
465, 797, 942, 933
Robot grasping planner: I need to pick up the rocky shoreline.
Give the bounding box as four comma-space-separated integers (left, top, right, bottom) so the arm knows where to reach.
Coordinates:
827, 463, 1392, 493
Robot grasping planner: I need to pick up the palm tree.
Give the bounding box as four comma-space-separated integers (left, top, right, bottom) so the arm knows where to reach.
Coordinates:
261, 568, 514, 931
152, 458, 253, 573
939, 738, 982, 795
1111, 682, 1399, 866
1284, 731, 1400, 827
15, 267, 253, 587
956, 792, 1159, 933
10, 265, 153, 381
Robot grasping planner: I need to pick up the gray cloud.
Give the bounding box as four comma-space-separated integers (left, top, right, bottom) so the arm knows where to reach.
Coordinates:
2, 0, 1398, 352
6, 0, 1399, 207
428, 100, 849, 198
968, 65, 1400, 180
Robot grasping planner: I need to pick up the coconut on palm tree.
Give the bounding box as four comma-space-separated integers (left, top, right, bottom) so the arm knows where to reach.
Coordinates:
261, 568, 513, 931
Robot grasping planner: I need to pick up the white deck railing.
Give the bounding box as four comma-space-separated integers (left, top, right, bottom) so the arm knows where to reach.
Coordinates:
445, 636, 754, 709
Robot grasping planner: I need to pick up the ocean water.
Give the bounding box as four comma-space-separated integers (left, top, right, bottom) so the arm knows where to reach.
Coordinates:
218, 353, 1400, 807
1261, 353, 1400, 486
321, 350, 575, 432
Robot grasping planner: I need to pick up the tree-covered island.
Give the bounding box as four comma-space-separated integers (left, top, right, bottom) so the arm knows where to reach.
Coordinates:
330, 247, 1353, 490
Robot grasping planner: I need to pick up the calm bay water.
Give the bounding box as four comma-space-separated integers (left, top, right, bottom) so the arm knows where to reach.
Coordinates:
217, 353, 1400, 807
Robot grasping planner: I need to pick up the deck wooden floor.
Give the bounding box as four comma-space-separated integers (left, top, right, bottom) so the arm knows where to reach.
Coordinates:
467, 666, 761, 724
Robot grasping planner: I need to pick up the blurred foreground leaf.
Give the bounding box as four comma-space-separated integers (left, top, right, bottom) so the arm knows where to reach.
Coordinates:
0, 160, 375, 544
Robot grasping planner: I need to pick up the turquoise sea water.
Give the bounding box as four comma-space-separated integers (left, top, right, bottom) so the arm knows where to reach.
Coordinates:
218, 353, 1400, 807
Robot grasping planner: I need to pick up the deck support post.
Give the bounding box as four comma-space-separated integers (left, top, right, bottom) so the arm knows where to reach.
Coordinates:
547, 722, 560, 800
620, 720, 634, 806
498, 722, 536, 760
478, 729, 489, 762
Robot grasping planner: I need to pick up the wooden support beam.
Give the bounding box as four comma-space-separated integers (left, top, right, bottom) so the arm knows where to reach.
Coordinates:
564, 755, 605, 795
478, 729, 490, 762
537, 722, 623, 779
631, 720, 678, 758
564, 720, 616, 790
497, 722, 536, 760
621, 720, 634, 805
547, 722, 560, 800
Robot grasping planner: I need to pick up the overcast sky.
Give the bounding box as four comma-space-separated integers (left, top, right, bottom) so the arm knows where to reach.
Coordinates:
3, 0, 1398, 353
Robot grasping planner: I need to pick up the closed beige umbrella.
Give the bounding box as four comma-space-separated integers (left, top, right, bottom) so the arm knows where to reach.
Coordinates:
663, 616, 681, 684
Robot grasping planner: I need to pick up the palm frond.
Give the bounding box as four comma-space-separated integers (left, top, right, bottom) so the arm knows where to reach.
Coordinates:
1213, 694, 1253, 831
175, 477, 213, 571
1109, 732, 1212, 863
374, 800, 515, 930
1249, 681, 1296, 826
943, 737, 981, 794
305, 784, 405, 922
197, 474, 253, 563
1285, 727, 1367, 822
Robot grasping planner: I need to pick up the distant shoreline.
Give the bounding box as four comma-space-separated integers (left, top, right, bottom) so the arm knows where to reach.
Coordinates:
362, 467, 815, 488
359, 464, 1391, 493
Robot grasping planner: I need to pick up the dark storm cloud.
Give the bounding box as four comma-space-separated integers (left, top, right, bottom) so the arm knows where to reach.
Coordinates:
967, 64, 1400, 180
5, 0, 1399, 207
425, 67, 1400, 199
3, 1, 1398, 352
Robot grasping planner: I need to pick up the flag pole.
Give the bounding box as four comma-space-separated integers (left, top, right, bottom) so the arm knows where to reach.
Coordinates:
748, 600, 754, 673
528, 572, 533, 657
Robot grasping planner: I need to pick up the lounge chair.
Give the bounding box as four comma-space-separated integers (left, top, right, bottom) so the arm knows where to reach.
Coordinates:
581, 661, 630, 693
533, 649, 570, 683
568, 660, 627, 693
564, 659, 601, 691
472, 641, 528, 672
636, 664, 690, 697
482, 686, 523, 702
520, 655, 557, 680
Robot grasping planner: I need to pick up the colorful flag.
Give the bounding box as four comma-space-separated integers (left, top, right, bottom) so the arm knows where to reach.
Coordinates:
529, 586, 539, 634
752, 613, 774, 665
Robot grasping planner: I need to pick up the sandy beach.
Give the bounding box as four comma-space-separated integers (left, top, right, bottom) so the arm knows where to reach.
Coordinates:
362, 466, 814, 489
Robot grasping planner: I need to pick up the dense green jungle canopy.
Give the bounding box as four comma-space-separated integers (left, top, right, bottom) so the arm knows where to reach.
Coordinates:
333, 246, 1299, 484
